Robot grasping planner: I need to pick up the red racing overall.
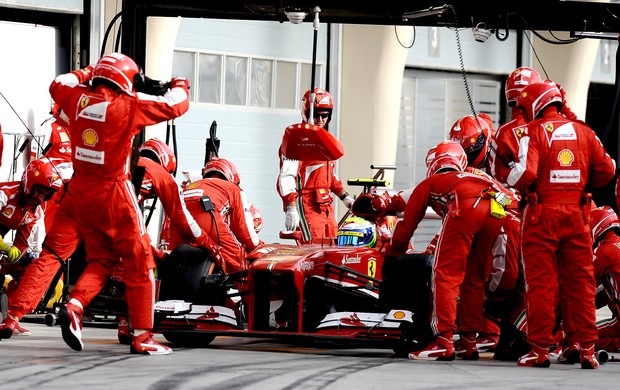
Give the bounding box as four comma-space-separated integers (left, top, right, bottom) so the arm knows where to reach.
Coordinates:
507, 111, 615, 350
277, 150, 345, 244
386, 171, 513, 339
49, 65, 189, 330
170, 178, 260, 274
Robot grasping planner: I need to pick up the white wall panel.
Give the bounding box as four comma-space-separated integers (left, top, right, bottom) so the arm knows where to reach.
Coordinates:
0, 21, 56, 182
0, 0, 82, 13
395, 69, 501, 249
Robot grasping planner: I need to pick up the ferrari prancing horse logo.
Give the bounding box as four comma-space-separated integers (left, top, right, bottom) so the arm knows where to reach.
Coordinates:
367, 258, 377, 278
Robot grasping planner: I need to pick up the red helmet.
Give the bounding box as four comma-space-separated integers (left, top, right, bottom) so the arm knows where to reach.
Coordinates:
425, 140, 468, 178
516, 80, 563, 122
250, 204, 263, 233
590, 206, 620, 243
505, 67, 542, 106
139, 138, 176, 174
21, 159, 63, 199
202, 157, 241, 185
92, 53, 140, 94
301, 88, 334, 123
448, 113, 494, 168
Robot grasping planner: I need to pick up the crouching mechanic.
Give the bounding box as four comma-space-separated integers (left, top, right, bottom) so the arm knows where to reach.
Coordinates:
168, 157, 262, 275
25, 102, 73, 233
0, 138, 220, 345
588, 206, 620, 352
0, 159, 62, 335
384, 141, 517, 361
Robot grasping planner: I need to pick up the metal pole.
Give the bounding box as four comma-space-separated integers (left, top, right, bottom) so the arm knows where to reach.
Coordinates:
308, 6, 321, 125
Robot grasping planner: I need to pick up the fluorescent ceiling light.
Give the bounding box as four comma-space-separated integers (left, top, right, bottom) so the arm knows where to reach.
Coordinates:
402, 4, 449, 21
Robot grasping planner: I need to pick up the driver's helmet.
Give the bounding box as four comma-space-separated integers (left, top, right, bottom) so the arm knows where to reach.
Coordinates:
337, 216, 377, 248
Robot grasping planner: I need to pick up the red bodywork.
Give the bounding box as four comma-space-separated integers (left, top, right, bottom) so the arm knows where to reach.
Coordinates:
153, 242, 412, 346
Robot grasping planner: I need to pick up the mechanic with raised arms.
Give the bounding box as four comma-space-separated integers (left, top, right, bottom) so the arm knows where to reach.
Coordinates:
277, 88, 354, 244
34, 52, 211, 356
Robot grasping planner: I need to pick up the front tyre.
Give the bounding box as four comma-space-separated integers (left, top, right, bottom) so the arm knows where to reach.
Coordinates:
162, 331, 216, 347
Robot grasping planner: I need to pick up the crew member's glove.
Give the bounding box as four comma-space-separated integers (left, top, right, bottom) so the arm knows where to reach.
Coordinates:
285, 205, 300, 231
135, 74, 170, 96
151, 245, 168, 265
489, 191, 512, 207
342, 195, 355, 209
0, 238, 21, 263
181, 170, 203, 188
425, 234, 439, 255
370, 194, 388, 217
170, 77, 190, 90
74, 64, 94, 84
204, 238, 225, 273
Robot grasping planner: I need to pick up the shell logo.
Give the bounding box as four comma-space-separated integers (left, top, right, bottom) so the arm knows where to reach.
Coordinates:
185, 181, 200, 189
82, 129, 99, 146
558, 149, 574, 166
545, 123, 555, 133
393, 311, 406, 320
521, 92, 528, 98
3, 206, 14, 217
34, 170, 40, 177
469, 136, 476, 144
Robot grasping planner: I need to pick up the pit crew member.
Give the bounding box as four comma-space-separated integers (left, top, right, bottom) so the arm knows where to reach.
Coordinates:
507, 81, 615, 369
277, 88, 353, 244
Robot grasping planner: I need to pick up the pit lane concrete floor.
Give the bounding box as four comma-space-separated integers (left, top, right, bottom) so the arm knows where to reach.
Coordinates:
0, 321, 618, 390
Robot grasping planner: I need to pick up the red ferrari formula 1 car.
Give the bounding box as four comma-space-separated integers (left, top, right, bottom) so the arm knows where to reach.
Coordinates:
152, 172, 434, 354
153, 239, 433, 354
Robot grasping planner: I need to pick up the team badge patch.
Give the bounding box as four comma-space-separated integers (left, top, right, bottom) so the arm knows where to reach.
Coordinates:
514, 127, 526, 138
80, 96, 90, 108
545, 123, 555, 133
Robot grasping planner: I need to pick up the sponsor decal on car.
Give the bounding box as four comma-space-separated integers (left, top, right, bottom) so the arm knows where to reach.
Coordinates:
341, 254, 362, 265
300, 260, 314, 271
